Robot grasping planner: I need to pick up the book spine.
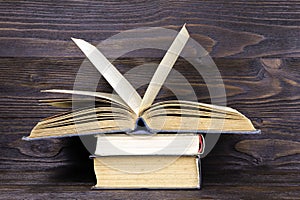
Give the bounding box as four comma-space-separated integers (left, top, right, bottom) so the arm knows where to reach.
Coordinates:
197, 155, 202, 189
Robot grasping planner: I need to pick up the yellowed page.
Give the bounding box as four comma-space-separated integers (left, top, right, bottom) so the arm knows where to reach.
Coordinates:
28, 119, 133, 139
147, 115, 256, 132
139, 24, 190, 114
42, 89, 129, 108
38, 107, 131, 128
146, 100, 241, 116
71, 38, 142, 115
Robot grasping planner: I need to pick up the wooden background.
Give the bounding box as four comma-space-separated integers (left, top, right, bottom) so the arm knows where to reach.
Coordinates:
0, 0, 299, 199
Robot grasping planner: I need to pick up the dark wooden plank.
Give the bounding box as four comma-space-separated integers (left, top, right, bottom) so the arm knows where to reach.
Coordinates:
0, 57, 299, 199
0, 0, 299, 58
0, 185, 298, 200
1, 0, 299, 198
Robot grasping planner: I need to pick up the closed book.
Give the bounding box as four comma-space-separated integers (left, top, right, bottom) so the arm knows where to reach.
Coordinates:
92, 155, 201, 189
94, 133, 204, 156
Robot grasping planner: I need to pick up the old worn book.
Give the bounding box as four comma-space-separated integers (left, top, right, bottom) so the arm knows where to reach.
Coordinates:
24, 24, 259, 140
92, 156, 201, 189
94, 133, 204, 156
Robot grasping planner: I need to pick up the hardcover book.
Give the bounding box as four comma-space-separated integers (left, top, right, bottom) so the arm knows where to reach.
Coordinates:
92, 156, 201, 189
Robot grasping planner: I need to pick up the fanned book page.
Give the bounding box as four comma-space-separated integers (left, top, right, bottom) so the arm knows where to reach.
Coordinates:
71, 38, 142, 115
138, 24, 190, 113
25, 25, 260, 140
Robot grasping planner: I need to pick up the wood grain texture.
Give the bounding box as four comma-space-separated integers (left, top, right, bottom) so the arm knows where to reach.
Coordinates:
0, 0, 299, 58
1, 0, 299, 199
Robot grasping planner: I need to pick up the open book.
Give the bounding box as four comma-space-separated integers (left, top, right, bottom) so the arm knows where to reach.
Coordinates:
25, 25, 259, 140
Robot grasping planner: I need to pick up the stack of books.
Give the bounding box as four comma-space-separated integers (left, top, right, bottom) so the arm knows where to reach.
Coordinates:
92, 133, 204, 189
24, 25, 259, 189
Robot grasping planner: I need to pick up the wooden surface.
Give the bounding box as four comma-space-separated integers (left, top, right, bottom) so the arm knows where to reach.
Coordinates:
0, 0, 299, 199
